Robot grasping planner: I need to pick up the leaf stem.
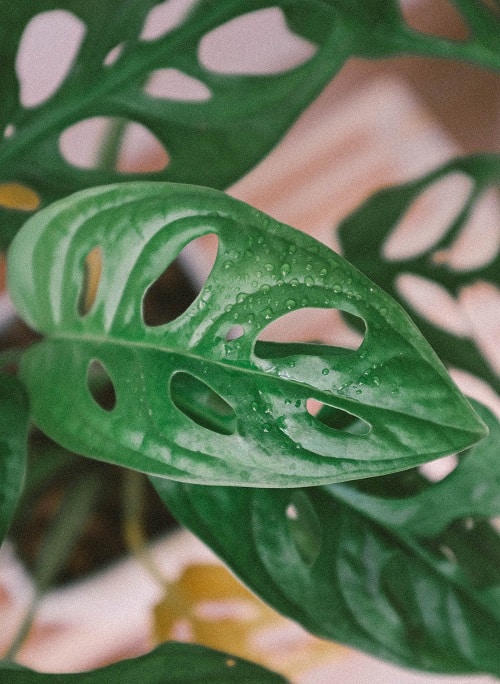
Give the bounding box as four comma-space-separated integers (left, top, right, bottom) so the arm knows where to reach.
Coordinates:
3, 472, 101, 662
122, 469, 168, 591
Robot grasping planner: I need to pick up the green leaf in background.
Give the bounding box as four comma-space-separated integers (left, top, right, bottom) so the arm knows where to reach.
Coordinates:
338, 154, 500, 392
0, 0, 343, 249
153, 400, 500, 677
0, 642, 287, 683
8, 183, 485, 487
0, 369, 29, 545
1, 1, 499, 249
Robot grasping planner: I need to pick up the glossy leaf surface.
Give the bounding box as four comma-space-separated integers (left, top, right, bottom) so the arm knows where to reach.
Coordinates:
8, 183, 485, 486
1, 2, 499, 248
153, 400, 500, 676
0, 370, 29, 545
338, 154, 500, 391
0, 642, 286, 683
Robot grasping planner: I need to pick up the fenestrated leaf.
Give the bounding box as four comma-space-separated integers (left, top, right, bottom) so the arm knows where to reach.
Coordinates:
0, 642, 287, 683
1, 2, 499, 248
152, 400, 500, 676
8, 183, 486, 487
0, 369, 29, 545
338, 153, 500, 392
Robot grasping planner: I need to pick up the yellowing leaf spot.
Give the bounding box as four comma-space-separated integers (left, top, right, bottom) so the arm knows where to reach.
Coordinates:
0, 183, 40, 211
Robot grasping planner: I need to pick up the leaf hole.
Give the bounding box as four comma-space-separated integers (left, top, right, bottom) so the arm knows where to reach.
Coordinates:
103, 43, 124, 67
225, 324, 244, 342
16, 10, 86, 108
78, 246, 102, 316
59, 117, 169, 173
140, 0, 199, 41
170, 372, 237, 435
306, 399, 371, 436
396, 274, 470, 337
382, 173, 473, 261
3, 124, 15, 139
198, 8, 317, 75
0, 183, 40, 212
87, 359, 116, 412
255, 308, 365, 355
431, 189, 500, 271
143, 234, 217, 327
144, 68, 212, 101
419, 453, 458, 482
285, 490, 322, 567
399, 0, 470, 41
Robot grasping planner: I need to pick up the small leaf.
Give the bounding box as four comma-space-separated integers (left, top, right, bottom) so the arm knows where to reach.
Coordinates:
0, 369, 29, 545
338, 154, 500, 392
153, 400, 500, 676
0, 642, 287, 683
8, 183, 485, 486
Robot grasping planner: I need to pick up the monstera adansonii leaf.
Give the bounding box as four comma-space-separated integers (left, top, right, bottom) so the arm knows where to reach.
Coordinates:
153, 399, 500, 676
0, 368, 29, 545
338, 153, 500, 392
1, 1, 499, 248
8, 183, 485, 487
0, 642, 286, 683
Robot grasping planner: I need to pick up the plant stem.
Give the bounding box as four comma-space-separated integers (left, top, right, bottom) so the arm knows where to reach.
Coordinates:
122, 469, 167, 590
95, 117, 128, 172
4, 473, 101, 662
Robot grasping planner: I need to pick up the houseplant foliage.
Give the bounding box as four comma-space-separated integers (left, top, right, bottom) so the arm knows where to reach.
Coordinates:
0, 0, 499, 681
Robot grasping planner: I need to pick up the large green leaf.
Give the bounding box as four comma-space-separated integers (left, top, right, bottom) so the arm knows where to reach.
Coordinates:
153, 399, 500, 676
0, 369, 29, 545
8, 183, 485, 487
0, 642, 286, 683
338, 154, 500, 392
1, 1, 499, 248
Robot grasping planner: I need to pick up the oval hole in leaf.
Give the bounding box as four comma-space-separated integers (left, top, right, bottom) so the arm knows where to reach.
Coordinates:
103, 43, 124, 67
382, 173, 473, 261
285, 490, 322, 567
255, 308, 365, 352
143, 234, 217, 326
3, 124, 15, 139
78, 246, 102, 316
170, 372, 237, 436
419, 453, 458, 482
306, 399, 371, 436
399, 0, 470, 41
226, 324, 244, 341
60, 118, 169, 172
16, 10, 86, 108
432, 189, 500, 271
0, 183, 40, 212
145, 68, 212, 102
396, 273, 470, 337
140, 0, 199, 40
87, 359, 116, 412
198, 8, 317, 75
